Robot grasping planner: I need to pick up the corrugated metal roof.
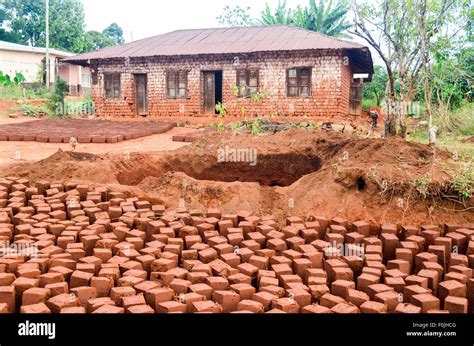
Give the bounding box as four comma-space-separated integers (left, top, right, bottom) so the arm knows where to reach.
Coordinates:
63, 25, 370, 62
0, 40, 74, 57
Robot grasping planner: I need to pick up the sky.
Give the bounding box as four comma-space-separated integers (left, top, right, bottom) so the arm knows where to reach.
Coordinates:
83, 0, 331, 41
81, 0, 381, 64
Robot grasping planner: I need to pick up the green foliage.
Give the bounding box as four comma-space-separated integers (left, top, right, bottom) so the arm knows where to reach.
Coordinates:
20, 103, 49, 117
259, 0, 352, 37
47, 77, 68, 115
251, 118, 262, 136
215, 102, 227, 116
413, 176, 432, 199
1, 0, 124, 53
217, 5, 254, 26
217, 120, 225, 133
250, 91, 270, 103
362, 66, 388, 106
103, 23, 124, 45
451, 165, 473, 200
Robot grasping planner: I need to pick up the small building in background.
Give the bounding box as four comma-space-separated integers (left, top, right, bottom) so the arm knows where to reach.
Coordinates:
0, 40, 91, 95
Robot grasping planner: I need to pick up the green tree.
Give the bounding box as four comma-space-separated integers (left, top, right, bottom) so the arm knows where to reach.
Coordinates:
2, 0, 88, 53
83, 30, 115, 51
259, 0, 352, 37
0, 4, 21, 42
217, 5, 254, 26
103, 22, 124, 45
362, 66, 389, 106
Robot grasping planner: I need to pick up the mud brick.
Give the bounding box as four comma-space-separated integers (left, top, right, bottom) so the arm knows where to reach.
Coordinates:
121, 294, 146, 309
331, 280, 356, 298
445, 271, 468, 285
190, 300, 222, 313
385, 260, 410, 275
168, 278, 191, 294
0, 273, 15, 286
238, 247, 254, 263
0, 286, 15, 313
198, 247, 218, 264
259, 276, 278, 288
395, 248, 414, 268
213, 243, 233, 257
266, 238, 287, 252
417, 269, 440, 294
20, 302, 52, 314
70, 287, 97, 308
446, 232, 468, 254
270, 297, 299, 313
364, 283, 393, 301
357, 274, 380, 294
305, 268, 327, 284
289, 258, 310, 279
220, 253, 241, 268
404, 276, 428, 290
46, 293, 79, 313
348, 221, 368, 237
401, 225, 420, 238
428, 245, 446, 268
320, 293, 345, 308
237, 262, 259, 278
13, 276, 39, 300
63, 306, 87, 313
246, 255, 267, 270
272, 263, 293, 279
449, 265, 472, 280
437, 280, 466, 307
330, 302, 359, 314
44, 281, 68, 296
380, 233, 399, 262
228, 273, 252, 285
236, 299, 264, 313
411, 293, 440, 313
87, 276, 112, 297
301, 251, 323, 270
229, 283, 256, 300
288, 288, 312, 308
210, 290, 239, 313
449, 253, 469, 268
187, 283, 212, 300
373, 290, 399, 312
227, 232, 244, 246
415, 252, 438, 273
22, 287, 51, 305
442, 296, 467, 313
92, 305, 124, 313
345, 232, 364, 244
360, 301, 387, 313
345, 288, 370, 307
302, 304, 332, 313
204, 277, 228, 291
155, 300, 185, 313
140, 287, 171, 309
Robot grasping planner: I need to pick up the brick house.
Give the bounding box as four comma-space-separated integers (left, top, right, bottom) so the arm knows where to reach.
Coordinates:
64, 25, 373, 118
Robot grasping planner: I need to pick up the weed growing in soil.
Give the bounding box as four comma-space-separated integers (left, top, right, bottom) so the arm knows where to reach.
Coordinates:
413, 176, 432, 199
450, 165, 473, 200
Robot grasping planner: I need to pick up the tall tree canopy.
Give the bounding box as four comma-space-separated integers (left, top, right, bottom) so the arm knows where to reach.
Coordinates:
0, 0, 124, 53
217, 0, 352, 37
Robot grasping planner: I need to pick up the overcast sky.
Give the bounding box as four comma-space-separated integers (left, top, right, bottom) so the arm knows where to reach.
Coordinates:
81, 0, 381, 64
82, 0, 308, 41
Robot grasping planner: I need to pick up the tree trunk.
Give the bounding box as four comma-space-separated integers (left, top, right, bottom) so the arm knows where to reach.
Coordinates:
384, 70, 397, 136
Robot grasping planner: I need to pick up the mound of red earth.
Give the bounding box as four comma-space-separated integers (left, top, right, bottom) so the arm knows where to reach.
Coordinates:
0, 176, 473, 314
0, 119, 176, 143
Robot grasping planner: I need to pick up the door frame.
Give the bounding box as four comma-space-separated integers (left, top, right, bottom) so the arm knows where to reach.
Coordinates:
134, 73, 148, 116
202, 70, 223, 115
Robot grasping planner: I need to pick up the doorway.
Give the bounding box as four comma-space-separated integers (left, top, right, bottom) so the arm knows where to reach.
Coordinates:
203, 71, 222, 114
135, 74, 148, 116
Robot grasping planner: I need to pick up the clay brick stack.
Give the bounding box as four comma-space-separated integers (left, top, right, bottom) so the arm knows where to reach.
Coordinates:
0, 176, 473, 314
0, 119, 176, 143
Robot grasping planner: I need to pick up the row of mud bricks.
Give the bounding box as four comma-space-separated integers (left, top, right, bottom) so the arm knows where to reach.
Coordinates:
0, 176, 473, 314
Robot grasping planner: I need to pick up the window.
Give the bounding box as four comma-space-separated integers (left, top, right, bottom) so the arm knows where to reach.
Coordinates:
167, 71, 188, 98
286, 67, 311, 97
104, 74, 121, 98
236, 69, 259, 97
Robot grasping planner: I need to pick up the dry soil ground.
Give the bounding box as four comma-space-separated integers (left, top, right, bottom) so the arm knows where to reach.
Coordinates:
0, 117, 472, 226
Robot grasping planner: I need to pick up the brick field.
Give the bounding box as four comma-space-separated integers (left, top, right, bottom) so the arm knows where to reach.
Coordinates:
0, 119, 176, 143
0, 176, 473, 314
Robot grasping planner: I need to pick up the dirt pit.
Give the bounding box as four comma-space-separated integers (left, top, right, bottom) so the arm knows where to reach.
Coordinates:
3, 128, 473, 226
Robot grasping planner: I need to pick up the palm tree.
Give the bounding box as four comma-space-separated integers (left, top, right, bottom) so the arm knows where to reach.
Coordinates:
259, 0, 352, 38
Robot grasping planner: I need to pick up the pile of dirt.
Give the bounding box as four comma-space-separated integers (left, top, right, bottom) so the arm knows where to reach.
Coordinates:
3, 129, 472, 226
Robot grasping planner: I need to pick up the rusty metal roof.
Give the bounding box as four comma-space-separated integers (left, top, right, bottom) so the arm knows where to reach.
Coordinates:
64, 25, 373, 73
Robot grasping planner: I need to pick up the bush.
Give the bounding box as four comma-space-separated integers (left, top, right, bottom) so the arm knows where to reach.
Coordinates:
47, 77, 68, 116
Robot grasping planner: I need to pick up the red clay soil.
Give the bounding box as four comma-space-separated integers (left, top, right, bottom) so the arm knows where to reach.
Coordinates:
3, 128, 472, 226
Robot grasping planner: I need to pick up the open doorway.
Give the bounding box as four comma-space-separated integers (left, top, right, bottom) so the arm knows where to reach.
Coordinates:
203, 71, 223, 114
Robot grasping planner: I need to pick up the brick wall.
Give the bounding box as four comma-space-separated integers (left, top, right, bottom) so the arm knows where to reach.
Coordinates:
90, 50, 359, 118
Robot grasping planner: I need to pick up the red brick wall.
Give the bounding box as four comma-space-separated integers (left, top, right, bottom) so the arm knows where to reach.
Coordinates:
90, 50, 359, 118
